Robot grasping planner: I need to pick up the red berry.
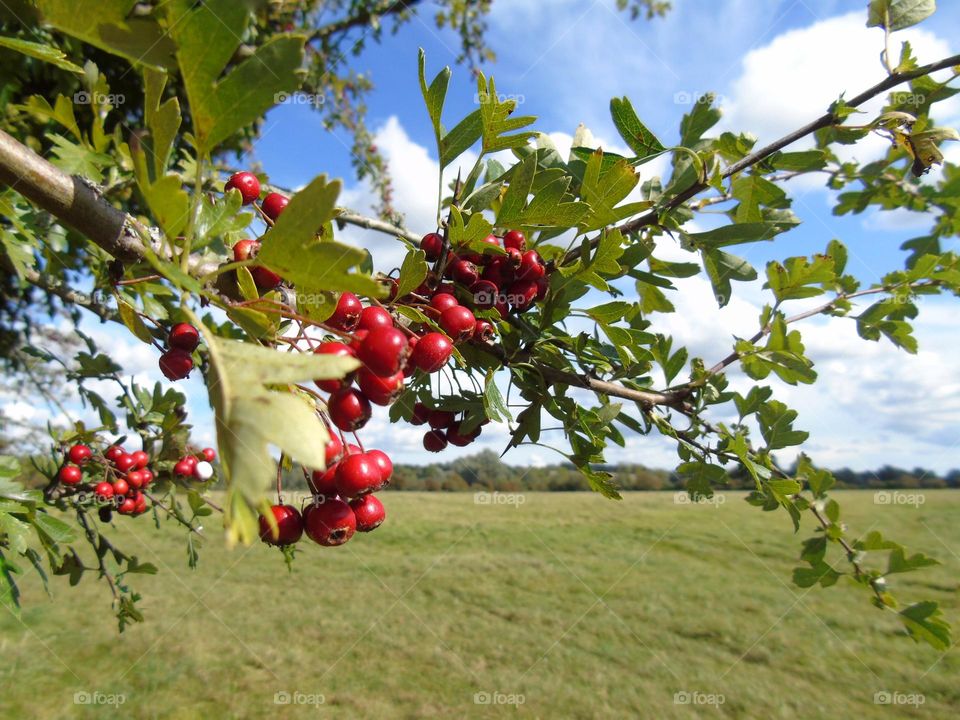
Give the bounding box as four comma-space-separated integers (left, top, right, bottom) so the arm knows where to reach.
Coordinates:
365, 449, 393, 486
234, 239, 283, 288
518, 250, 545, 280
447, 421, 481, 447
481, 234, 502, 250
201, 448, 217, 463
225, 171, 260, 205
314, 341, 356, 392
126, 470, 145, 489
350, 494, 385, 532
508, 279, 539, 312
261, 192, 289, 221
183, 455, 199, 469
114, 453, 136, 473
410, 402, 430, 426
483, 257, 515, 287
504, 246, 523, 269
420, 232, 444, 261
428, 409, 456, 429
112, 478, 130, 496
325, 432, 344, 466
412, 332, 453, 373
140, 469, 154, 486
357, 327, 409, 377
430, 293, 459, 313
328, 387, 372, 432
336, 453, 384, 497
470, 280, 499, 309
104, 446, 124, 463
174, 459, 194, 477
58, 465, 82, 485
358, 305, 394, 332
304, 498, 356, 546
311, 463, 339, 497
130, 450, 149, 470
503, 230, 526, 252
357, 367, 404, 406
423, 430, 448, 452
348, 329, 369, 353
67, 444, 92, 465
473, 319, 496, 343
401, 334, 419, 375
159, 349, 193, 381
535, 276, 549, 300
328, 292, 362, 332
118, 497, 136, 514
135, 494, 147, 514
168, 323, 200, 352
439, 306, 476, 343
259, 504, 303, 546
451, 259, 479, 286
94, 481, 114, 500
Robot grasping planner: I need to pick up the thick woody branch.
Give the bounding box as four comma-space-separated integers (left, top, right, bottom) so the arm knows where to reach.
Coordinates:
561, 52, 960, 265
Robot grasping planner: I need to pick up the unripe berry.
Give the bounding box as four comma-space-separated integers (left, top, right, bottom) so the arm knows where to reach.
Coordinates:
159, 349, 194, 381
225, 171, 260, 205
261, 192, 289, 221
411, 332, 453, 373
328, 292, 362, 332
168, 323, 200, 352
439, 305, 476, 343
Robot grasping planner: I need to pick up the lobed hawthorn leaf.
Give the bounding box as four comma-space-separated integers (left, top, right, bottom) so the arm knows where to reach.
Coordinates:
476, 71, 537, 155
496, 155, 590, 230
0, 36, 84, 74
164, 0, 305, 154
701, 248, 757, 308
732, 174, 788, 223
765, 254, 836, 303
610, 96, 666, 161
577, 149, 651, 231
396, 249, 429, 300
204, 335, 360, 546
899, 601, 951, 650
257, 175, 383, 297
867, 0, 937, 32
887, 548, 939, 575
679, 93, 722, 147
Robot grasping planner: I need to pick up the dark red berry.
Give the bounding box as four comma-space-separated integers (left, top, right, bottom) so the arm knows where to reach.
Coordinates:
428, 409, 456, 429
439, 306, 476, 343
473, 319, 496, 343
410, 402, 430, 425
261, 192, 289, 221
350, 494, 385, 532
112, 478, 130, 496
504, 246, 523, 269
357, 367, 404, 406
358, 305, 394, 332
118, 497, 136, 514
225, 171, 260, 205
232, 239, 282, 290
328, 292, 363, 332
159, 349, 193, 381
113, 453, 136, 473
535, 275, 549, 300
357, 327, 409, 377
174, 459, 194, 477
314, 341, 356, 393
412, 332, 453, 373
451, 259, 479, 286
58, 465, 82, 485
67, 444, 92, 465
259, 504, 303, 546
508, 279, 539, 312
423, 430, 448, 452
503, 230, 526, 252
328, 387, 372, 432
446, 421, 481, 447
126, 470, 145, 489
470, 280, 499, 309
311, 463, 339, 497
168, 323, 200, 352
201, 447, 217, 463
421, 232, 444, 261
349, 329, 369, 353
325, 432, 344, 466
305, 498, 356, 546
518, 250, 545, 280
104, 446, 124, 463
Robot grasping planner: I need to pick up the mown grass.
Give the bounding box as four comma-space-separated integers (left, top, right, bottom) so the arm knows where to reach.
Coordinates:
1, 491, 957, 719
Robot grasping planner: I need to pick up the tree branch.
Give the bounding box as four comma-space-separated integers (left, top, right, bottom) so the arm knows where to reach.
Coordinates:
310, 0, 422, 42
560, 51, 960, 266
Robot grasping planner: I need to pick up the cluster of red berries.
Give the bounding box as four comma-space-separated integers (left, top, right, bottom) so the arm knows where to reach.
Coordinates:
159, 322, 200, 382
172, 448, 217, 481
224, 171, 287, 291
57, 444, 155, 517
259, 433, 388, 548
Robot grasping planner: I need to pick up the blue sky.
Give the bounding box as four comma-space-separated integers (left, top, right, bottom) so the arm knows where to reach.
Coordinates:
18, 1, 956, 474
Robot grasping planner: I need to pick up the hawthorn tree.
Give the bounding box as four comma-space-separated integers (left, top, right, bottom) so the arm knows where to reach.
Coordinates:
0, 0, 957, 648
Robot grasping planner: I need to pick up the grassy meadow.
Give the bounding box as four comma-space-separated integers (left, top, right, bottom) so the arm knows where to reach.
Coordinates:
0, 490, 957, 719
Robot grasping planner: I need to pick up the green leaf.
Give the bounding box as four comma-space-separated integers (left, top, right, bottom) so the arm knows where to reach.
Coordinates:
118, 301, 155, 344
678, 462, 727, 498
679, 94, 721, 147
577, 149, 650, 231
887, 548, 939, 575
560, 229, 625, 292
32, 512, 77, 543
35, 0, 176, 68
732, 174, 787, 223
701, 249, 756, 307
164, 0, 305, 153
867, 0, 936, 32
770, 150, 828, 172
684, 218, 799, 249
610, 96, 666, 160
899, 601, 951, 650
204, 336, 360, 545
495, 155, 590, 230
765, 254, 836, 302
440, 110, 483, 168
0, 36, 84, 73
396, 249, 428, 299
257, 175, 382, 297
476, 71, 537, 155
142, 68, 181, 178
0, 456, 21, 481
483, 370, 511, 423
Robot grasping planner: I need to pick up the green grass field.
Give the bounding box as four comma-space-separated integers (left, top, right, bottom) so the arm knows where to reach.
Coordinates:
1, 491, 957, 719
